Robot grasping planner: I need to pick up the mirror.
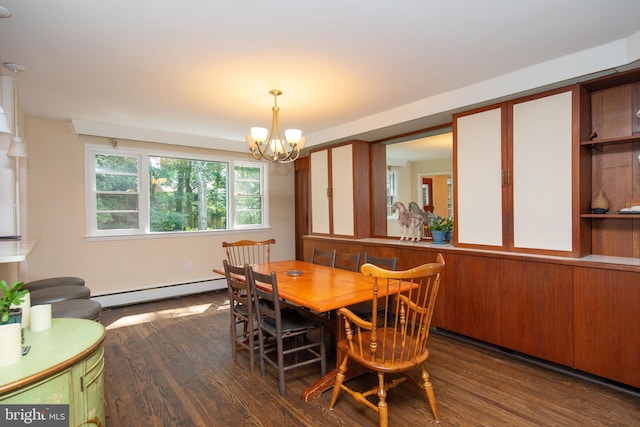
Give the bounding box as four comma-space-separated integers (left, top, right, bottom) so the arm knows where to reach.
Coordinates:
383, 130, 453, 238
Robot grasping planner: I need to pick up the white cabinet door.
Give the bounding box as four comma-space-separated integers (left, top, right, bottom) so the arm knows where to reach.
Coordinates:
310, 149, 330, 234
331, 144, 354, 236
456, 106, 504, 247
455, 89, 574, 253
512, 91, 572, 251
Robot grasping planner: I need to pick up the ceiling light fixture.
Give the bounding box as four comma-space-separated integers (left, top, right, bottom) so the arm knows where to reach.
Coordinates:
3, 61, 26, 239
4, 62, 27, 158
0, 5, 12, 18
245, 90, 305, 163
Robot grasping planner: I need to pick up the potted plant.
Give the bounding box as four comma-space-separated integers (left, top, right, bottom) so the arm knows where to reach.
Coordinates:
0, 280, 28, 324
427, 216, 454, 243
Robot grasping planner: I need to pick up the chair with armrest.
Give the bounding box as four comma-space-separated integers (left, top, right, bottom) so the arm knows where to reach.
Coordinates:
222, 239, 276, 266
329, 254, 445, 426
247, 265, 327, 396
223, 260, 258, 373
310, 247, 336, 267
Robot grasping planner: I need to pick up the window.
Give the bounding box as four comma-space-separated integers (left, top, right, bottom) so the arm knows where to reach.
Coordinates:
386, 169, 398, 218
85, 145, 268, 237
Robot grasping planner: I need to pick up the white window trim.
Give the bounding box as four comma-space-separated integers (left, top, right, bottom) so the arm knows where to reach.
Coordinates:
84, 144, 270, 239
387, 169, 398, 219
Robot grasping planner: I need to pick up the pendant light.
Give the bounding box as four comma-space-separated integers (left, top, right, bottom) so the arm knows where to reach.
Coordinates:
4, 62, 27, 158
245, 90, 306, 163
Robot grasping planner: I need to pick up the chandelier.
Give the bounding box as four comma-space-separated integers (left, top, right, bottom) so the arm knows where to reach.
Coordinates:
245, 90, 305, 163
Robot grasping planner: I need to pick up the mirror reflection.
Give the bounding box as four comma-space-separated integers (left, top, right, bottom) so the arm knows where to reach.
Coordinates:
385, 131, 453, 239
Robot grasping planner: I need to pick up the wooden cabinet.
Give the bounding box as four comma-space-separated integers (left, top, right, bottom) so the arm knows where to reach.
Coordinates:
574, 267, 640, 388
0, 319, 106, 426
454, 87, 581, 256
310, 141, 371, 238
440, 253, 574, 366
302, 235, 640, 388
579, 69, 640, 258
499, 260, 574, 366
440, 253, 502, 345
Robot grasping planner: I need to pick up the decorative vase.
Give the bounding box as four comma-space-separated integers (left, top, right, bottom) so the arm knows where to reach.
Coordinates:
591, 190, 609, 214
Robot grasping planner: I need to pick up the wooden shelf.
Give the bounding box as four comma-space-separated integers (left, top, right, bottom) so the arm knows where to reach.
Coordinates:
580, 134, 640, 147
581, 213, 640, 219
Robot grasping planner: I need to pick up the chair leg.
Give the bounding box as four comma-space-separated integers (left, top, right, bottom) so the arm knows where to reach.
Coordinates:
230, 314, 237, 361
421, 365, 438, 420
277, 334, 286, 396
247, 317, 254, 374
320, 326, 326, 376
377, 372, 389, 427
258, 327, 266, 377
329, 355, 349, 409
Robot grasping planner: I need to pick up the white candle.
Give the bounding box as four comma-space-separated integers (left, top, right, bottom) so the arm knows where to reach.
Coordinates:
30, 304, 52, 332
14, 291, 30, 329
0, 323, 22, 366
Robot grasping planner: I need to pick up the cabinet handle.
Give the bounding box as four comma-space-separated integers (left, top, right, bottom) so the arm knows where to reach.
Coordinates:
502, 170, 512, 186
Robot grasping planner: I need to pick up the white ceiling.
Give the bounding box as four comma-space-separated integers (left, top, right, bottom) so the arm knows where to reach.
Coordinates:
1, 1, 639, 153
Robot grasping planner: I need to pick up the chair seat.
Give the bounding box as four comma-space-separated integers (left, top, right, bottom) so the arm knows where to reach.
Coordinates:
51, 299, 102, 321
30, 285, 91, 305
23, 276, 85, 292
264, 310, 323, 334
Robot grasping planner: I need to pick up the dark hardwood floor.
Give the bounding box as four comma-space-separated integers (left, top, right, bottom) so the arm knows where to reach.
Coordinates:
101, 291, 639, 426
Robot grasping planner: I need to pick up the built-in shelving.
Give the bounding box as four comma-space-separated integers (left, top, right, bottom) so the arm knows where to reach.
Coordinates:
581, 213, 640, 219
580, 67, 640, 258
580, 134, 640, 146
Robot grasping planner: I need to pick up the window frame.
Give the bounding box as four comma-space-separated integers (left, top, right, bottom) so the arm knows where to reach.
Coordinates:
386, 169, 399, 219
85, 144, 270, 239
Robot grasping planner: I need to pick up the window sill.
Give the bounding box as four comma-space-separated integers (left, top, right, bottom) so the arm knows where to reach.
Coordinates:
84, 227, 273, 242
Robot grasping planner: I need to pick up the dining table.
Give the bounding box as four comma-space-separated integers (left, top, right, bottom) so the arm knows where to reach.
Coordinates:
215, 259, 415, 401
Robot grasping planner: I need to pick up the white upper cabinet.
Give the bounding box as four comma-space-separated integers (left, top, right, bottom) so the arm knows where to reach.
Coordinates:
454, 87, 578, 256
512, 90, 573, 252
455, 106, 505, 247
309, 141, 371, 238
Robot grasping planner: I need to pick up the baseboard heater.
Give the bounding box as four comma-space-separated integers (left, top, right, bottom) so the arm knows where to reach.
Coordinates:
92, 278, 227, 308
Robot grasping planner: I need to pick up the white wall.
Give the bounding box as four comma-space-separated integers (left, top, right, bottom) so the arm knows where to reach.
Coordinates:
23, 118, 296, 300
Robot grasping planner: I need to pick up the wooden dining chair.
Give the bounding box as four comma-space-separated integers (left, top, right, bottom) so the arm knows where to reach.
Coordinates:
348, 253, 398, 319
222, 239, 276, 338
310, 247, 336, 267
223, 260, 258, 373
329, 254, 445, 426
246, 265, 327, 396
334, 252, 361, 272
363, 253, 398, 271
222, 239, 276, 266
